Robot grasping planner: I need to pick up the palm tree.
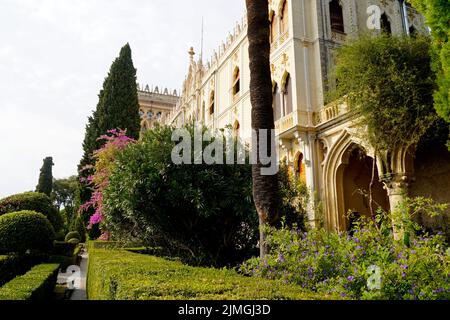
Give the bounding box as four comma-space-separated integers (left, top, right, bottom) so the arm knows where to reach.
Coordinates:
246, 0, 280, 257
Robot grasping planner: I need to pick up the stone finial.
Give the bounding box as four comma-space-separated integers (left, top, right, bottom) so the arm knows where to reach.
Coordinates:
188, 47, 195, 61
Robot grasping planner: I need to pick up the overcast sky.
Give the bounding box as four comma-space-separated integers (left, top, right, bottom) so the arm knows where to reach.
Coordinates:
0, 0, 245, 198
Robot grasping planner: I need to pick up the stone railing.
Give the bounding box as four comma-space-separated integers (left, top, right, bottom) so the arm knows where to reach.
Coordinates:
314, 100, 349, 126
271, 31, 289, 53
331, 30, 347, 44
275, 110, 310, 134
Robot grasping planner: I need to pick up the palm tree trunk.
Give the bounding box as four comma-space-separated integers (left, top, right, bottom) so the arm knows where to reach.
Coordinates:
246, 0, 280, 258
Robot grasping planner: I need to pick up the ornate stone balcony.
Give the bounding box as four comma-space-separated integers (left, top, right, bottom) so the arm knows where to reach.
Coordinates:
271, 31, 289, 53
314, 99, 349, 126
275, 110, 311, 135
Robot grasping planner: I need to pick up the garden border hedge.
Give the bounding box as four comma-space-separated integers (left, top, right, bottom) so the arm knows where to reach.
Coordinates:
0, 263, 60, 300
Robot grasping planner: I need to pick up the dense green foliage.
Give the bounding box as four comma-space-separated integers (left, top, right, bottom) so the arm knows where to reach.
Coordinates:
103, 125, 259, 266
101, 125, 307, 266
409, 0, 450, 143
0, 192, 63, 233
52, 241, 79, 257
0, 254, 44, 287
65, 231, 81, 243
77, 44, 141, 234
0, 211, 55, 255
0, 264, 60, 300
36, 157, 54, 196
70, 216, 87, 243
87, 244, 329, 300
332, 35, 438, 153
52, 176, 78, 210
241, 200, 450, 300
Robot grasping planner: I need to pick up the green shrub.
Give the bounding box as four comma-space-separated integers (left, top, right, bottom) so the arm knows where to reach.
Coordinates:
0, 192, 63, 233
241, 210, 450, 300
0, 263, 60, 300
53, 241, 78, 257
65, 231, 81, 243
87, 244, 330, 300
67, 238, 80, 245
0, 254, 44, 287
70, 216, 87, 243
103, 125, 307, 267
0, 211, 55, 254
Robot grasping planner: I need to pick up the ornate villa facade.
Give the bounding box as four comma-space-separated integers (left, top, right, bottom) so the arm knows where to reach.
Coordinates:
138, 0, 450, 232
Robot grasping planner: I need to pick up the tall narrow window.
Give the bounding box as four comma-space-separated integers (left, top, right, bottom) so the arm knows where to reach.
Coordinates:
202, 101, 206, 122
270, 14, 278, 43
209, 91, 215, 115
330, 0, 345, 34
273, 84, 282, 121
381, 13, 392, 34
283, 74, 293, 115
234, 121, 240, 138
280, 1, 289, 34
232, 68, 240, 96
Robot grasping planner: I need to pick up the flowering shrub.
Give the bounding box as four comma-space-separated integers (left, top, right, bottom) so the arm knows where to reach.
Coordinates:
241, 202, 450, 300
79, 129, 135, 236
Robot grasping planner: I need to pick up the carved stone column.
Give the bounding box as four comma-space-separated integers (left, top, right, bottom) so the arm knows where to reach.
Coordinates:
383, 174, 410, 241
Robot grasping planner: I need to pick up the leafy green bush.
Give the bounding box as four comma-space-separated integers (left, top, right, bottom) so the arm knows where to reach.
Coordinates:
102, 125, 307, 267
53, 241, 78, 257
87, 244, 330, 300
241, 208, 450, 300
0, 211, 55, 254
67, 238, 80, 245
70, 216, 87, 243
0, 263, 60, 300
0, 254, 44, 287
65, 231, 81, 243
0, 192, 63, 233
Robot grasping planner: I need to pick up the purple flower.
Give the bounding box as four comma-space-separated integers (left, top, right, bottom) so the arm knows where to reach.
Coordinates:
348, 276, 354, 282
401, 264, 408, 270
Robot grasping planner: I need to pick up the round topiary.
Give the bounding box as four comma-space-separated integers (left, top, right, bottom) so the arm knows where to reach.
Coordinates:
65, 231, 81, 243
0, 192, 63, 233
67, 238, 80, 245
0, 211, 55, 254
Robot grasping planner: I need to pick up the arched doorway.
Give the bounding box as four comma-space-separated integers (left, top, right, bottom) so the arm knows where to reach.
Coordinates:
294, 152, 306, 182
337, 146, 389, 231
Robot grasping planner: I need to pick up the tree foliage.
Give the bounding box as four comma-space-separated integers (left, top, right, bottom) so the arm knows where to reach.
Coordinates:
408, 0, 450, 137
36, 157, 54, 197
76, 43, 141, 233
101, 125, 307, 267
332, 35, 439, 154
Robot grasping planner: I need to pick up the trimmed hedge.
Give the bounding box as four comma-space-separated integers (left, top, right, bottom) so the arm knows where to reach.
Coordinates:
0, 211, 55, 254
0, 254, 44, 287
53, 241, 78, 257
0, 263, 60, 300
0, 192, 63, 232
65, 231, 81, 243
87, 244, 332, 300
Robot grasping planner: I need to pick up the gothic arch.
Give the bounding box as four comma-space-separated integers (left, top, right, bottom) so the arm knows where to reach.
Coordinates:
323, 129, 374, 231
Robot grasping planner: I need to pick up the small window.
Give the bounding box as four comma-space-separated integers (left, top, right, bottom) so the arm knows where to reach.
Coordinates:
273, 84, 282, 121
232, 68, 240, 96
147, 111, 154, 120
283, 74, 293, 115
381, 13, 391, 34
209, 91, 215, 115
280, 1, 289, 34
270, 14, 278, 43
330, 0, 345, 34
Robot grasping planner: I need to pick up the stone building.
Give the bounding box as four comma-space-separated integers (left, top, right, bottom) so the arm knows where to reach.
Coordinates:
141, 0, 450, 232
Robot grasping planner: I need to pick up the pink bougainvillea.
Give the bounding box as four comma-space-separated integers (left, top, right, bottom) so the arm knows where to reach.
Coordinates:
79, 129, 135, 231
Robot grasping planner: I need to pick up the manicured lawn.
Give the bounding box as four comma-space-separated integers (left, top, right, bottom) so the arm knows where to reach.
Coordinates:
87, 246, 335, 300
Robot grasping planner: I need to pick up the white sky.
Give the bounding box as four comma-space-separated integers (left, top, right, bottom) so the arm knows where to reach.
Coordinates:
0, 0, 245, 198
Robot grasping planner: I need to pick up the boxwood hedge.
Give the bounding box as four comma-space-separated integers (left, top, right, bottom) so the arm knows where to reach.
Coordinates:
0, 192, 63, 233
87, 244, 331, 300
0, 254, 44, 287
0, 211, 55, 254
0, 263, 60, 300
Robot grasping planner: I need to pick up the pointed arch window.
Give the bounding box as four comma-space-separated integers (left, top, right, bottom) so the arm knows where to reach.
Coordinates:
209, 91, 215, 115
232, 68, 241, 96
273, 83, 282, 121
270, 13, 278, 44
330, 0, 345, 34
283, 74, 293, 116
381, 13, 392, 34
280, 1, 289, 35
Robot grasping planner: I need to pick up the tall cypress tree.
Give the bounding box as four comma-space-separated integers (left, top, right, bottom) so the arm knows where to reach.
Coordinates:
36, 157, 54, 196
76, 43, 141, 233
